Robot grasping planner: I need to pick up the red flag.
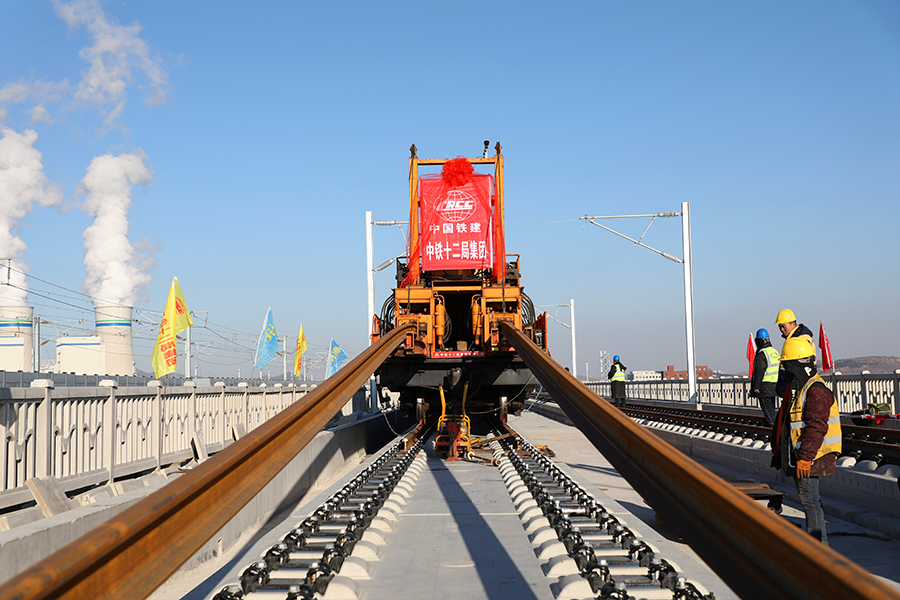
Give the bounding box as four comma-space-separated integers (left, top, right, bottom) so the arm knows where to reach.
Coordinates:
746, 334, 755, 378
819, 319, 833, 372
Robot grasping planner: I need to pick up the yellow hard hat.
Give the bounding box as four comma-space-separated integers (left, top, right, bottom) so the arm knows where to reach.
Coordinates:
780, 335, 815, 361
775, 309, 796, 325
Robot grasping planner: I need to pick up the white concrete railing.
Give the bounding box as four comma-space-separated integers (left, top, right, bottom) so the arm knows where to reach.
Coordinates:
584, 372, 900, 414
0, 381, 340, 507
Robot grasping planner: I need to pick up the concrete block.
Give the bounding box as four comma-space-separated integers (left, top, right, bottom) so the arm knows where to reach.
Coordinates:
519, 506, 544, 525
515, 498, 539, 514
348, 540, 382, 562
336, 556, 370, 579
375, 506, 398, 522
876, 464, 900, 478
321, 576, 363, 600
26, 477, 74, 517
535, 538, 567, 560
113, 479, 148, 495
380, 499, 404, 514
191, 430, 209, 462
360, 527, 388, 546
0, 507, 44, 532
550, 572, 595, 599
77, 487, 113, 505
836, 456, 857, 468
542, 553, 580, 577
367, 516, 394, 535
528, 526, 558, 545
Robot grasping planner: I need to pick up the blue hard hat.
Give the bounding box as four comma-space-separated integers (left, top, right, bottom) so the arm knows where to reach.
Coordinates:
755, 328, 769, 339
613, 355, 620, 361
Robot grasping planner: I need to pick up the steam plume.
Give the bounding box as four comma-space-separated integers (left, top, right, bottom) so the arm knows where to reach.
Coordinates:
0, 80, 69, 125
0, 127, 62, 305
81, 150, 154, 307
54, 0, 170, 130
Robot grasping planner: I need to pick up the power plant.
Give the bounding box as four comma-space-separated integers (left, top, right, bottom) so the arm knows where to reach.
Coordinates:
1, 305, 136, 376
0, 306, 34, 372
53, 306, 136, 376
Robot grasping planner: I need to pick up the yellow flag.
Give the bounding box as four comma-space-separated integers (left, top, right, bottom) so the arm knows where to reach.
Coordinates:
151, 277, 194, 378
293, 324, 308, 377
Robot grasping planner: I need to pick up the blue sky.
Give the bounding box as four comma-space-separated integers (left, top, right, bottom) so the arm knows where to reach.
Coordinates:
1, 0, 898, 379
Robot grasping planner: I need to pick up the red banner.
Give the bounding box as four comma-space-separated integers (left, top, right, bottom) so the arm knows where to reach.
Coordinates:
819, 319, 834, 372
746, 334, 755, 378
419, 173, 494, 271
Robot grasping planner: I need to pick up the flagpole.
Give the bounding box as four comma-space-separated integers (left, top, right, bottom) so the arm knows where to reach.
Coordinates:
160, 374, 167, 470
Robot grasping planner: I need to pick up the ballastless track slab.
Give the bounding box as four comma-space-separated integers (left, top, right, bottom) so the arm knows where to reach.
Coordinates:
169, 422, 736, 600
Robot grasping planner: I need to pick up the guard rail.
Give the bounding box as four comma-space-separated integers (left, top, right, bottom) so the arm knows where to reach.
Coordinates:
0, 380, 338, 507
586, 372, 899, 413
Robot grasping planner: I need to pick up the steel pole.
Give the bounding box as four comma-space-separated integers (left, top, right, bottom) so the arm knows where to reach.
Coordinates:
33, 315, 39, 373
365, 211, 377, 411
682, 202, 697, 401
366, 211, 375, 339
185, 321, 191, 380
570, 298, 577, 379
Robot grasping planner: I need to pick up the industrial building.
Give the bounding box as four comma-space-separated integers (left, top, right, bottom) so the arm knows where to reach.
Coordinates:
0, 305, 135, 376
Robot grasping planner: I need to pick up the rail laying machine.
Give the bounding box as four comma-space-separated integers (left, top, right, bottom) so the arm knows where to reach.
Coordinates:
372, 143, 549, 457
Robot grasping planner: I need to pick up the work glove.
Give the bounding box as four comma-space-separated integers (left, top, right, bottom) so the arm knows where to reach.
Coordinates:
796, 459, 812, 478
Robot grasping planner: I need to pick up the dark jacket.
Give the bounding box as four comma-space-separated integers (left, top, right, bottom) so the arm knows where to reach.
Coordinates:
771, 380, 837, 477
608, 362, 626, 379
750, 341, 777, 398
608, 362, 627, 400
775, 323, 814, 398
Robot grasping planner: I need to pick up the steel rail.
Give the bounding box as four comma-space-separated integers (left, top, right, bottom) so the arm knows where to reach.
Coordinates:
0, 324, 414, 600
501, 322, 900, 600
625, 407, 772, 438
627, 403, 900, 445
626, 405, 900, 465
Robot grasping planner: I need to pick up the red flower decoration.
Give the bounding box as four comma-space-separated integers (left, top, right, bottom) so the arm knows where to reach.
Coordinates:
441, 157, 474, 188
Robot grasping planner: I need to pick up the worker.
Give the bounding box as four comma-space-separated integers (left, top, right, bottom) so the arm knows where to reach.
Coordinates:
608, 355, 627, 408
774, 308, 814, 399
750, 328, 780, 427
770, 335, 841, 545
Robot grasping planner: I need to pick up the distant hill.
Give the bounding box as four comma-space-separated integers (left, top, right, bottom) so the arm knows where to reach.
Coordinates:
733, 356, 900, 377
833, 356, 900, 374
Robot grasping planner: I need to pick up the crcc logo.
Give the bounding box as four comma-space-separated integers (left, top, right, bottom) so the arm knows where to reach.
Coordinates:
436, 189, 476, 222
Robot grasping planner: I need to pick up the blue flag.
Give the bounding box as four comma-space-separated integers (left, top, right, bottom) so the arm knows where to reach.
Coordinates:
254, 307, 278, 371
325, 338, 348, 378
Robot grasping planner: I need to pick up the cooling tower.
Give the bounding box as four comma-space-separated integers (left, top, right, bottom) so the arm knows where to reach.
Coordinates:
95, 306, 134, 376
0, 306, 34, 371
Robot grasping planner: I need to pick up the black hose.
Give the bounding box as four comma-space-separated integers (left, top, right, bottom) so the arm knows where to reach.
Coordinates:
522, 293, 535, 327
380, 296, 395, 331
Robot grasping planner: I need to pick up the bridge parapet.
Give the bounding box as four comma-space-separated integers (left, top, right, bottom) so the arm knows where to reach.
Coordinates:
0, 382, 321, 506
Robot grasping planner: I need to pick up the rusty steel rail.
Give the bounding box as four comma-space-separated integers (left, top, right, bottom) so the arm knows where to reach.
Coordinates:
0, 324, 414, 600
501, 322, 900, 600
